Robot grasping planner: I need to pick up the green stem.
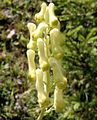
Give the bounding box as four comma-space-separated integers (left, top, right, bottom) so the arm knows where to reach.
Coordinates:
37, 108, 45, 120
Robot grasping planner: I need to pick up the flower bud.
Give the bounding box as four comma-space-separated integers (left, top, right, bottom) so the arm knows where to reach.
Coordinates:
37, 38, 49, 71
27, 23, 36, 39
49, 3, 60, 29
36, 69, 49, 108
50, 28, 64, 46
27, 49, 36, 81
32, 22, 48, 40
50, 29, 64, 59
27, 23, 37, 50
54, 86, 64, 112
43, 70, 50, 96
49, 57, 67, 89
35, 2, 47, 23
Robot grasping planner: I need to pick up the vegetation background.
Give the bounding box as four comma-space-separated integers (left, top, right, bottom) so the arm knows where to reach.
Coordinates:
0, 0, 97, 119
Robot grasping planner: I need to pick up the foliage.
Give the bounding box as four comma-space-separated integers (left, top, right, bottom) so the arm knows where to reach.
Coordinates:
1, 0, 97, 120
53, 0, 97, 119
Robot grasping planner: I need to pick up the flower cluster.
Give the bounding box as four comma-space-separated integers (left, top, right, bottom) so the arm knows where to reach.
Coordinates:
27, 2, 67, 115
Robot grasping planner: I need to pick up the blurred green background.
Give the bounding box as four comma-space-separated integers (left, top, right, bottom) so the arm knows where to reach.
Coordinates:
0, 0, 97, 119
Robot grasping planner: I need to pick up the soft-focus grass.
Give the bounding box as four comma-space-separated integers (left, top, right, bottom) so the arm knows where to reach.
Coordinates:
0, 0, 40, 119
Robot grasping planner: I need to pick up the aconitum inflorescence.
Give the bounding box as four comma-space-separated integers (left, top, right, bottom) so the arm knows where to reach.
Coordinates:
27, 2, 67, 119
